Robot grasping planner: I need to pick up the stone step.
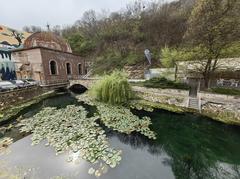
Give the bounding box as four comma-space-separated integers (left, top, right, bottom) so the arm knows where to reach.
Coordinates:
188, 98, 200, 110
189, 101, 198, 105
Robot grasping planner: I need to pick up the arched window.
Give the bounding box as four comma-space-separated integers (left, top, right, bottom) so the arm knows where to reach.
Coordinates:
66, 63, 72, 75
50, 60, 57, 75
78, 64, 82, 75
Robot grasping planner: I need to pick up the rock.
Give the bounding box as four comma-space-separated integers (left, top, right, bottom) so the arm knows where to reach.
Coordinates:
18, 96, 24, 100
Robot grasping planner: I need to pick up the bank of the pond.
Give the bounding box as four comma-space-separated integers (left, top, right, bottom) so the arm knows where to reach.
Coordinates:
0, 86, 47, 111
130, 99, 193, 114
132, 86, 240, 126
134, 98, 240, 126
0, 91, 58, 125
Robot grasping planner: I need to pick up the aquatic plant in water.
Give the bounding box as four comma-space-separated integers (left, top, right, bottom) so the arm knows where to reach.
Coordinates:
89, 70, 133, 104
129, 100, 154, 112
18, 106, 122, 171
78, 94, 157, 139
18, 94, 156, 176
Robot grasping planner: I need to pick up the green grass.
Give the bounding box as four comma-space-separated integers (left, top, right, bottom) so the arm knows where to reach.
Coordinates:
90, 70, 133, 104
210, 87, 240, 96
132, 77, 189, 90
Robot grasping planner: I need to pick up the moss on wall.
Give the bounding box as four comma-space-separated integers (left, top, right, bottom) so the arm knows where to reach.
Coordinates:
0, 91, 56, 124
130, 99, 195, 114
132, 99, 240, 126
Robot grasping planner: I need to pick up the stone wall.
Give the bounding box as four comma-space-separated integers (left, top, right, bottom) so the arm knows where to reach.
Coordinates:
132, 86, 189, 107
40, 48, 85, 86
133, 85, 240, 125
13, 48, 43, 80
199, 91, 240, 124
177, 58, 240, 75
199, 91, 240, 103
199, 91, 240, 115
0, 87, 46, 111
69, 78, 99, 89
124, 65, 146, 79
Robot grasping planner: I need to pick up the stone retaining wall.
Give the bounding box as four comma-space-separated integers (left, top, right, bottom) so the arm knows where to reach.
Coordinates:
133, 86, 240, 124
199, 91, 240, 124
199, 91, 240, 103
0, 87, 46, 111
132, 86, 189, 107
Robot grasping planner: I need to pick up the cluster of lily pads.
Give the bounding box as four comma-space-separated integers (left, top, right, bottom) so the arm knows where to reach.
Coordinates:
18, 105, 122, 170
78, 94, 157, 139
17, 93, 156, 176
129, 100, 154, 112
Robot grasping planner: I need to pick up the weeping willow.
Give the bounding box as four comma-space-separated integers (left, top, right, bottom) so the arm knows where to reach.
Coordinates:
90, 71, 133, 104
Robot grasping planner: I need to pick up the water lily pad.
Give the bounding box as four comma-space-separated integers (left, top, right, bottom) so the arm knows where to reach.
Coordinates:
95, 169, 101, 177
88, 167, 95, 175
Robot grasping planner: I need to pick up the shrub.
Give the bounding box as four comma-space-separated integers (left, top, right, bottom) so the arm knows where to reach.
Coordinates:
90, 71, 133, 104
125, 52, 144, 65
143, 77, 189, 90
92, 51, 124, 75
210, 88, 240, 96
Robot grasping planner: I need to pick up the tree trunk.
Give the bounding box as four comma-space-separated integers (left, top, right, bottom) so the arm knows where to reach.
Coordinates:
203, 59, 218, 89
202, 59, 212, 89
203, 73, 210, 89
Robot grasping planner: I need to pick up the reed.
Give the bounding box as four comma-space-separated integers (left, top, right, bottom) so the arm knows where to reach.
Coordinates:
90, 71, 133, 104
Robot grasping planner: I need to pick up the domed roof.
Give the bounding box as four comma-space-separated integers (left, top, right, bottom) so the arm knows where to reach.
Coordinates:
24, 32, 72, 53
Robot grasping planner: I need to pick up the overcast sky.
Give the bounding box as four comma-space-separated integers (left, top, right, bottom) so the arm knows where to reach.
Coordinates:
1, 0, 173, 30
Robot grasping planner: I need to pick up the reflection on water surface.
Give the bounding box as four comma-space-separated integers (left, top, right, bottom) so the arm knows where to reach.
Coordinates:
1, 94, 240, 179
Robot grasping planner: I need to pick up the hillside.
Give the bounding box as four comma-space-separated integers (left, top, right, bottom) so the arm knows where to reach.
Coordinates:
61, 0, 239, 75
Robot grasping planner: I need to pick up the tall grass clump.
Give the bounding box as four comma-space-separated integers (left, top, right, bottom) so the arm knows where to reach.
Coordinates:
90, 71, 133, 104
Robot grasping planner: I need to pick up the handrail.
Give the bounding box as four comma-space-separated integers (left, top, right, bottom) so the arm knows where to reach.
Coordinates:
198, 97, 202, 113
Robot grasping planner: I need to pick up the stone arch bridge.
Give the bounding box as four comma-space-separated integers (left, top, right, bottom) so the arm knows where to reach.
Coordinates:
69, 78, 99, 89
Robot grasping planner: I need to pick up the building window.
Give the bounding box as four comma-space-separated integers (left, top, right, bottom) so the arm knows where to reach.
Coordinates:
50, 60, 57, 75
78, 64, 82, 75
66, 63, 72, 75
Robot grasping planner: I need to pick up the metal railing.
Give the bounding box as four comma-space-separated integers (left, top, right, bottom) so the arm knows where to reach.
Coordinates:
216, 79, 240, 88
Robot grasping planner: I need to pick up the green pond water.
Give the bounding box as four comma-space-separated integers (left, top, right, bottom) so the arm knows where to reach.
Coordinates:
1, 94, 240, 179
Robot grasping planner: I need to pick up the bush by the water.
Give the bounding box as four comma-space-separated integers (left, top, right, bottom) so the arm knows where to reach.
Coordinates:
90, 71, 133, 104
139, 77, 189, 90
210, 88, 240, 96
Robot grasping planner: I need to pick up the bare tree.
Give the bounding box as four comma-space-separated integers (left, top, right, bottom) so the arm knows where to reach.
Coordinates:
52, 25, 62, 36
23, 25, 42, 33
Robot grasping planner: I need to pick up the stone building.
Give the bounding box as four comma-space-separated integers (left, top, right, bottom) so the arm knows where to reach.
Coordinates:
12, 32, 85, 87
177, 58, 240, 89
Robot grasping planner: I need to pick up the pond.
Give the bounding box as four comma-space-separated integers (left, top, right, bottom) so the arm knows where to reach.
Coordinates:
1, 94, 240, 179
